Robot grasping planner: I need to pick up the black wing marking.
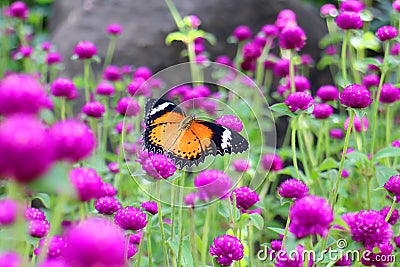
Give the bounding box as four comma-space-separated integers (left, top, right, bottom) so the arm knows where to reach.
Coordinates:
144, 98, 185, 126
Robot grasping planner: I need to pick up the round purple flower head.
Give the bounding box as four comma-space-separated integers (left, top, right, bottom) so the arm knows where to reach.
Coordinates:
51, 78, 77, 99
320, 4, 338, 17
362, 74, 380, 88
232, 158, 250, 172
360, 242, 394, 267
18, 45, 32, 58
273, 58, 291, 77
69, 167, 103, 202
138, 150, 176, 180
261, 153, 283, 171
141, 201, 158, 215
391, 42, 400, 56
94, 196, 121, 215
289, 195, 333, 238
101, 183, 118, 197
344, 115, 368, 132
0, 114, 54, 183
242, 42, 262, 60
106, 23, 122, 35
340, 0, 365, 13
215, 55, 232, 66
63, 217, 125, 267
115, 97, 140, 116
380, 206, 399, 225
127, 77, 151, 97
0, 251, 21, 267
335, 11, 363, 30
96, 81, 115, 96
129, 232, 142, 245
376, 26, 398, 42
275, 245, 312, 267
313, 103, 333, 119
114, 206, 147, 231
384, 175, 400, 200
0, 199, 17, 226
25, 207, 46, 221
380, 84, 400, 104
339, 84, 372, 108
261, 24, 279, 39
278, 179, 309, 199
8, 1, 29, 19
49, 119, 96, 163
133, 66, 152, 80
194, 170, 232, 201
279, 25, 306, 50
316, 85, 339, 102
287, 76, 310, 92
285, 92, 314, 113
392, 140, 400, 148
34, 236, 66, 258
46, 52, 63, 65
103, 65, 121, 81
29, 219, 50, 238
209, 234, 244, 266
230, 186, 259, 211
215, 115, 243, 132
184, 192, 198, 208
349, 210, 392, 246
73, 41, 97, 59
107, 162, 120, 174
82, 101, 105, 118
275, 9, 297, 31
330, 128, 344, 139
394, 236, 400, 248
232, 25, 252, 41
325, 45, 337, 55
0, 73, 47, 116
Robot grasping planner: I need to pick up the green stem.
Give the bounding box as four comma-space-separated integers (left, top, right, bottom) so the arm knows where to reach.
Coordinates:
298, 129, 311, 181
103, 36, 117, 68
201, 207, 211, 267
83, 59, 91, 103
315, 121, 325, 164
367, 178, 372, 210
147, 216, 153, 266
386, 104, 392, 147
189, 208, 199, 266
385, 197, 397, 223
177, 172, 186, 267
157, 182, 169, 267
248, 224, 254, 267
341, 31, 350, 86
289, 49, 296, 93
291, 118, 300, 180
164, 0, 184, 31
60, 97, 66, 121
101, 98, 109, 153
324, 121, 330, 158
281, 203, 292, 248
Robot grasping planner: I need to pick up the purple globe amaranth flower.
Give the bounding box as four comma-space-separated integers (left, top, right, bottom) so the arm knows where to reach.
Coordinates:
215, 55, 232, 66
330, 128, 344, 139
316, 85, 339, 102
285, 92, 314, 113
380, 83, 400, 104
394, 236, 400, 248
184, 192, 198, 208
133, 66, 152, 80
360, 242, 394, 267
114, 206, 147, 231
334, 255, 352, 266
49, 119, 95, 163
344, 115, 368, 132
300, 54, 314, 66
362, 74, 380, 88
115, 97, 140, 116
232, 25, 252, 41
230, 186, 259, 211
0, 73, 47, 116
126, 242, 138, 259
289, 195, 333, 238
340, 0, 365, 13
82, 101, 105, 118
127, 77, 151, 97
215, 115, 243, 132
287, 76, 310, 92
339, 84, 372, 108
274, 245, 312, 267
394, 0, 400, 12
0, 251, 22, 267
129, 232, 142, 245
313, 103, 333, 119
29, 219, 50, 238
18, 45, 32, 58
69, 167, 103, 202
0, 115, 54, 183
242, 42, 262, 60
101, 183, 118, 197
194, 170, 232, 201
96, 81, 115, 96
261, 24, 279, 39
46, 52, 63, 65
114, 121, 133, 135
41, 41, 52, 51
63, 217, 125, 267
384, 175, 400, 200
107, 162, 120, 174
94, 196, 122, 215
73, 41, 97, 59
25, 207, 46, 221
209, 234, 244, 266
376, 25, 398, 42
106, 23, 122, 35
141, 201, 158, 215
380, 206, 399, 225
391, 42, 400, 56
103, 65, 121, 81
349, 210, 392, 246
184, 15, 201, 29
232, 158, 250, 172
0, 199, 17, 226
320, 4, 338, 17
261, 153, 283, 171
51, 78, 77, 99
8, 1, 29, 19
240, 59, 255, 71
34, 236, 66, 258
273, 58, 291, 77
138, 150, 176, 180
279, 25, 306, 50
275, 9, 297, 31
278, 179, 309, 199
325, 45, 337, 55
335, 11, 363, 30
392, 140, 400, 148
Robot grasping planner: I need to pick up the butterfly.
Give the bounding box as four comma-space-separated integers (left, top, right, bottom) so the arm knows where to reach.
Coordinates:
143, 98, 249, 168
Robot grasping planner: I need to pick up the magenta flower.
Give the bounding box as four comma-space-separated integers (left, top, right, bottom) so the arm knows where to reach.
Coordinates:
384, 175, 400, 200
46, 52, 63, 65
394, 236, 400, 248
82, 101, 105, 118
133, 66, 152, 80
210, 234, 244, 266
362, 74, 380, 88
114, 206, 147, 231
339, 84, 372, 108
380, 84, 400, 104
360, 242, 394, 267
25, 207, 46, 221
344, 115, 368, 132
115, 97, 140, 116
335, 11, 363, 30
106, 23, 122, 35
330, 128, 344, 139
103, 65, 121, 81
0, 251, 21, 267
240, 60, 255, 71
0, 199, 17, 226
232, 158, 250, 172
380, 206, 399, 225
313, 103, 333, 119
184, 192, 198, 208
261, 24, 279, 39
391, 42, 400, 56
334, 255, 352, 266
96, 81, 115, 96
316, 85, 339, 102
126, 242, 138, 259
41, 41, 52, 51
0, 115, 54, 183
287, 76, 311, 92
392, 140, 400, 148
215, 55, 232, 66
29, 219, 50, 238
114, 121, 133, 135
275, 9, 297, 31
278, 178, 309, 199
51, 78, 77, 99
8, 1, 29, 19
215, 115, 243, 132
320, 4, 338, 17
289, 195, 333, 238
184, 15, 201, 28
376, 26, 398, 42
49, 120, 95, 163
230, 186, 259, 211
63, 218, 125, 267
285, 92, 314, 112
101, 183, 118, 197
273, 58, 291, 77
242, 42, 262, 60
127, 77, 150, 97
94, 196, 122, 215
73, 41, 97, 59
141, 201, 158, 215
34, 236, 66, 258
394, 0, 400, 12
279, 25, 306, 50
194, 170, 232, 201
261, 153, 283, 171
340, 0, 365, 13
232, 25, 252, 41
69, 167, 103, 202
0, 73, 47, 116
107, 162, 120, 174
138, 150, 176, 180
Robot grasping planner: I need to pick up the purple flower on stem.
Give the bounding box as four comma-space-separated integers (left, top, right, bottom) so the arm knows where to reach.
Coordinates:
25, 207, 45, 221
391, 42, 400, 55
279, 25, 306, 50
230, 186, 259, 211
360, 242, 394, 267
242, 42, 262, 60
96, 81, 115, 96
34, 236, 66, 258
115, 97, 140, 116
51, 78, 77, 99
289, 195, 333, 238
114, 121, 133, 135
232, 25, 252, 41
194, 170, 232, 201
29, 219, 50, 238
63, 218, 125, 267
94, 196, 122, 215
394, 236, 400, 248
320, 4, 338, 17
133, 66, 152, 80
275, 9, 297, 31
106, 23, 122, 35
114, 206, 147, 231
380, 206, 399, 225
261, 153, 283, 171
215, 115, 243, 132
8, 1, 29, 19
141, 201, 158, 215
362, 74, 380, 88
0, 251, 21, 267
278, 178, 309, 199
215, 55, 232, 66
103, 65, 121, 81
46, 52, 63, 65
0, 199, 17, 226
379, 84, 400, 104
330, 128, 344, 139
273, 58, 291, 77
394, 0, 400, 12
286, 76, 310, 92
312, 103, 333, 119
384, 175, 400, 200
340, 0, 365, 13
138, 150, 176, 180
376, 26, 398, 42
107, 162, 120, 174
316, 85, 339, 102
209, 234, 244, 266
127, 77, 151, 97
184, 192, 198, 208
73, 41, 97, 59
232, 158, 250, 172
339, 84, 372, 109
69, 167, 103, 202
101, 183, 118, 197
335, 11, 363, 30
82, 101, 105, 118
285, 92, 314, 113
344, 115, 368, 132
325, 45, 337, 55
274, 245, 312, 267
392, 140, 400, 148
261, 24, 279, 39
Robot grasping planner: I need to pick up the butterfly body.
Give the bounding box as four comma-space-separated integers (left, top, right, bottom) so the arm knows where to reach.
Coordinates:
143, 98, 248, 168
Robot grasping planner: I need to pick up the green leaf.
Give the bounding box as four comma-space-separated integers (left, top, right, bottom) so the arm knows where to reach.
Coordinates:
374, 147, 400, 162
165, 32, 187, 45
332, 217, 350, 232
168, 240, 194, 267
33, 193, 51, 208
249, 213, 264, 230
319, 33, 344, 48
317, 55, 339, 70
267, 227, 286, 235
352, 108, 367, 120
318, 158, 338, 172
269, 103, 296, 117
376, 165, 398, 187
217, 203, 230, 218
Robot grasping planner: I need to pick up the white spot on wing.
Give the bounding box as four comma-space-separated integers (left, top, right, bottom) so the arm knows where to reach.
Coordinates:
149, 102, 172, 116
221, 129, 231, 149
